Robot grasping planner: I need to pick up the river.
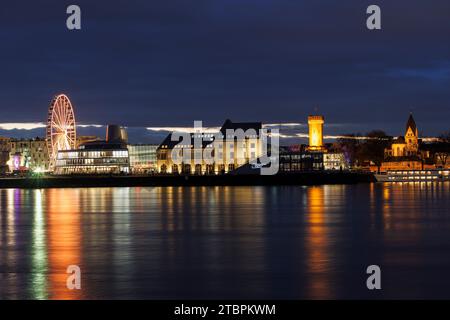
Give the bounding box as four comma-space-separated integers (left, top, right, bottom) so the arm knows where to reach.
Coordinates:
0, 183, 449, 299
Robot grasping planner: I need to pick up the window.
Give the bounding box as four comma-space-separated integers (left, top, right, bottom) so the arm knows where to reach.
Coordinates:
182, 164, 191, 174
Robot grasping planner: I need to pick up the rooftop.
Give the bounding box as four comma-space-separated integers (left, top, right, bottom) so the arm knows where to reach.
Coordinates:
406, 113, 417, 133
158, 119, 262, 150
66, 140, 129, 151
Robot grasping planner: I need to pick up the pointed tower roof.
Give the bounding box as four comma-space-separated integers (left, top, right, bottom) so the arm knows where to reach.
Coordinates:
406, 113, 417, 133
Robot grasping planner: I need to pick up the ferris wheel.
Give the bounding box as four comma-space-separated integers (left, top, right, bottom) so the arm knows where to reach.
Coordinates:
46, 94, 77, 168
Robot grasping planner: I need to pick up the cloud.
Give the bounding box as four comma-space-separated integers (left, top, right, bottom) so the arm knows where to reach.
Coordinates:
0, 123, 46, 130
77, 124, 104, 128
146, 126, 221, 134
0, 123, 104, 130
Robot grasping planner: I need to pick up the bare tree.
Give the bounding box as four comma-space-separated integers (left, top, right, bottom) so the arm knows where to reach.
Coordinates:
359, 130, 392, 173
435, 131, 450, 167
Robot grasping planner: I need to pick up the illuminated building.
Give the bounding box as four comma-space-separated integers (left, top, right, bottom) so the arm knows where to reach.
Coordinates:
323, 153, 349, 170
0, 137, 10, 174
157, 132, 215, 174
54, 125, 130, 175
307, 115, 325, 152
11, 153, 22, 171
279, 146, 324, 172
280, 115, 347, 171
219, 119, 262, 173
378, 159, 423, 172
385, 114, 420, 157
7, 137, 50, 172
380, 114, 429, 172
157, 119, 262, 174
55, 142, 130, 175
128, 144, 158, 174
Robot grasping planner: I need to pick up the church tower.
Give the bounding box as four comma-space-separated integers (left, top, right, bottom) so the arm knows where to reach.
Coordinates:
405, 113, 419, 155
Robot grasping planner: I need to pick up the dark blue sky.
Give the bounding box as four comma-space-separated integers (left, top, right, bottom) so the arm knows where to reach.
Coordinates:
0, 0, 449, 137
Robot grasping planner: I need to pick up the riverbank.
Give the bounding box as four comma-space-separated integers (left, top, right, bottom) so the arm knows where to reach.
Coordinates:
0, 171, 374, 189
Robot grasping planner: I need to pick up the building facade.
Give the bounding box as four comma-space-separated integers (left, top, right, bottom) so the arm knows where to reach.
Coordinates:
157, 119, 263, 175
385, 114, 420, 158
381, 114, 429, 172
54, 125, 130, 175
0, 137, 10, 174
323, 153, 348, 170
55, 142, 130, 175
128, 144, 158, 174
7, 137, 49, 172
379, 159, 423, 172
279, 147, 324, 172
278, 114, 347, 172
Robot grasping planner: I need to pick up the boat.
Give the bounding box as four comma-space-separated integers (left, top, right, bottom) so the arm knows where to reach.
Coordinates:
374, 169, 450, 182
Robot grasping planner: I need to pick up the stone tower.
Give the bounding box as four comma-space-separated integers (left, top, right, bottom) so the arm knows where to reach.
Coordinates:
307, 115, 325, 151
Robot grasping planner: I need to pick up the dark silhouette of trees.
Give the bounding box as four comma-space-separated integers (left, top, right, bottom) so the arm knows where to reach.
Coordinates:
358, 130, 392, 173
336, 131, 392, 171
440, 131, 450, 143
336, 133, 362, 167
426, 131, 450, 167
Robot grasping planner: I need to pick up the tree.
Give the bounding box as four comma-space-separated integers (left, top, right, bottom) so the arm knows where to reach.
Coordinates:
336, 133, 362, 167
434, 131, 450, 167
359, 130, 392, 173
440, 131, 450, 143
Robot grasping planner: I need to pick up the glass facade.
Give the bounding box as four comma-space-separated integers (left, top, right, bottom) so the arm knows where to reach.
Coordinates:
55, 148, 130, 175
279, 151, 324, 172
127, 144, 158, 174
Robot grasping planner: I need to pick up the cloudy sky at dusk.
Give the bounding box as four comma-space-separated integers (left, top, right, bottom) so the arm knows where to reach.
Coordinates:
0, 0, 449, 142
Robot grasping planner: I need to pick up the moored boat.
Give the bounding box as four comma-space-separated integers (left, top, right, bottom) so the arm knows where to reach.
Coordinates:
375, 169, 450, 182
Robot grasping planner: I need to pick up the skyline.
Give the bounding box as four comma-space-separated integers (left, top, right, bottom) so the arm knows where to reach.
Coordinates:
0, 116, 445, 145
0, 0, 449, 133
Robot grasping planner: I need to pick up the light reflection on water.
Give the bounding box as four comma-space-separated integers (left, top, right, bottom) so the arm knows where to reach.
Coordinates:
30, 190, 47, 299
0, 183, 449, 299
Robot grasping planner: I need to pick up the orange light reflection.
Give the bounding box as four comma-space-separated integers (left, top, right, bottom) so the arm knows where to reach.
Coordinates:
47, 189, 82, 299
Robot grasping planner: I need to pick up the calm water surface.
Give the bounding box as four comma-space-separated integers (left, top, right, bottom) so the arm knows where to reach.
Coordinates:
0, 184, 449, 299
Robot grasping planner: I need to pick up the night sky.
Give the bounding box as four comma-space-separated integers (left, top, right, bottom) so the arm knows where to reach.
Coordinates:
0, 0, 449, 142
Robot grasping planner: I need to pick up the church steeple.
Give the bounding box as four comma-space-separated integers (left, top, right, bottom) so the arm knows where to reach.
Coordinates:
406, 113, 417, 136
404, 113, 419, 154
